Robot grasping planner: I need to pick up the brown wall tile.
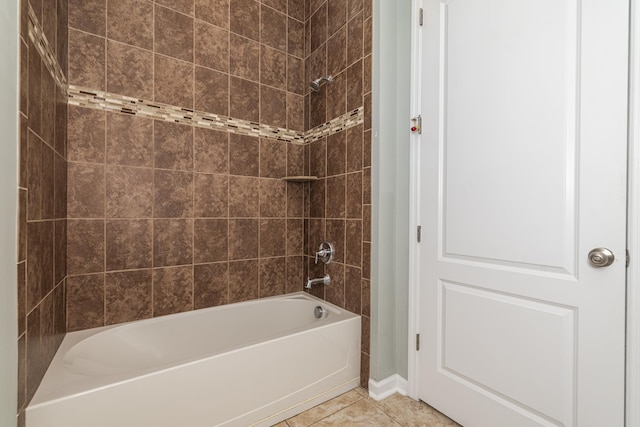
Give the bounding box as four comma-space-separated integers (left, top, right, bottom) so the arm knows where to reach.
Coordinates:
154, 170, 194, 218
106, 165, 153, 218
348, 0, 363, 18
154, 54, 194, 108
325, 219, 345, 264
105, 270, 152, 324
68, 29, 105, 90
310, 2, 327, 53
153, 266, 194, 316
261, 5, 287, 51
194, 128, 228, 174
196, 0, 229, 28
54, 220, 67, 286
195, 67, 229, 115
153, 219, 194, 266
27, 41, 42, 137
229, 34, 259, 81
229, 219, 259, 260
287, 93, 304, 132
288, 18, 304, 58
230, 0, 260, 41
286, 219, 303, 255
309, 179, 325, 218
259, 139, 286, 178
194, 219, 228, 263
259, 257, 286, 297
260, 86, 286, 128
107, 41, 154, 100
26, 221, 53, 311
260, 219, 286, 257
259, 179, 286, 217
67, 162, 105, 218
229, 134, 259, 176
326, 175, 346, 219
155, 5, 194, 62
346, 172, 362, 219
346, 59, 363, 111
67, 220, 104, 275
229, 176, 259, 217
67, 274, 105, 331
347, 12, 363, 65
68, 0, 105, 35
106, 114, 153, 168
195, 21, 230, 72
328, 0, 347, 36
107, 0, 153, 50
228, 260, 258, 302
194, 174, 228, 217
327, 26, 346, 77
326, 71, 346, 120
157, 0, 194, 15
68, 106, 105, 163
260, 45, 287, 90
288, 0, 304, 21
286, 255, 303, 292
106, 219, 153, 271
263, 0, 286, 13
325, 261, 344, 307
326, 131, 346, 176
229, 77, 259, 122
154, 121, 194, 171
287, 56, 304, 95
194, 262, 229, 308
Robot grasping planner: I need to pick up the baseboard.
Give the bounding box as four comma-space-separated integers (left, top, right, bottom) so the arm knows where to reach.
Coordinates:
367, 374, 408, 401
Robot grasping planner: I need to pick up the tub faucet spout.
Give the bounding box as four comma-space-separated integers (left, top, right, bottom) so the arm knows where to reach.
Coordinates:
305, 274, 330, 289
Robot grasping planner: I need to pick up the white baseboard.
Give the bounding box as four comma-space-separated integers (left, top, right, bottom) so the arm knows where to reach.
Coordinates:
368, 374, 409, 401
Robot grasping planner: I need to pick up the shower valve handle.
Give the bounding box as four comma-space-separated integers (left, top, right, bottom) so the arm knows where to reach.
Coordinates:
314, 241, 335, 265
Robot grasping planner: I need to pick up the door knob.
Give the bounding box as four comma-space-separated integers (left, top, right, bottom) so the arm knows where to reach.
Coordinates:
588, 248, 615, 267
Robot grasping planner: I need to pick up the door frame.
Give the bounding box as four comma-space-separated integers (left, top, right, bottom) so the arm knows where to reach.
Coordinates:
406, 0, 640, 425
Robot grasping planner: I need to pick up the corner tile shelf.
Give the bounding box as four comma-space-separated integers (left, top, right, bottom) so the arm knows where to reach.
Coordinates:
282, 176, 318, 182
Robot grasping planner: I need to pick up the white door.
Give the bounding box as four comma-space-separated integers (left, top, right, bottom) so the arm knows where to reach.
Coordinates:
416, 1, 629, 426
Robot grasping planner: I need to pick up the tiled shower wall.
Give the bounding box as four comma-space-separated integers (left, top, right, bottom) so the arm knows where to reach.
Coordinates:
65, 0, 309, 330
63, 0, 373, 388
303, 0, 373, 388
17, 0, 69, 421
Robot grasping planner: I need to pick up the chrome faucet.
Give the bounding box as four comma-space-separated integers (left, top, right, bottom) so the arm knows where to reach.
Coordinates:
305, 274, 330, 289
314, 241, 335, 265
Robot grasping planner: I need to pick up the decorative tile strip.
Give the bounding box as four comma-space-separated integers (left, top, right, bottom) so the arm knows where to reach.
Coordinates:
27, 3, 67, 91
69, 85, 365, 144
68, 85, 306, 143
304, 107, 365, 144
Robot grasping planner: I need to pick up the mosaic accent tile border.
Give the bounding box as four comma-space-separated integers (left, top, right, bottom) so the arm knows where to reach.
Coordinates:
27, 3, 67, 91
69, 85, 364, 144
304, 107, 364, 144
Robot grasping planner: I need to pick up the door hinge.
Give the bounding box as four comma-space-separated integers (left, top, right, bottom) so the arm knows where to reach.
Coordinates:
416, 334, 420, 351
419, 8, 423, 26
417, 225, 422, 243
627, 249, 630, 268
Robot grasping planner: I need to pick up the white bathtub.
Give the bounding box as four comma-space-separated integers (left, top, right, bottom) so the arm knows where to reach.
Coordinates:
26, 292, 361, 427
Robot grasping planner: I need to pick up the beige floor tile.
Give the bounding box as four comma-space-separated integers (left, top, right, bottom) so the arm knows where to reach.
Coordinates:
311, 398, 403, 426
375, 394, 461, 427
286, 389, 364, 427
272, 423, 288, 426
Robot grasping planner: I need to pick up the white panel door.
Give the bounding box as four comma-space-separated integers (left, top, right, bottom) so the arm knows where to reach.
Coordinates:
417, 1, 628, 426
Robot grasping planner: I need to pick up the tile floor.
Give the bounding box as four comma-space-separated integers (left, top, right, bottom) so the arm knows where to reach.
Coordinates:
274, 388, 462, 426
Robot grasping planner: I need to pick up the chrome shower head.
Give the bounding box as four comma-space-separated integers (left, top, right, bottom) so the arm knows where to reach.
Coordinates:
310, 75, 334, 92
